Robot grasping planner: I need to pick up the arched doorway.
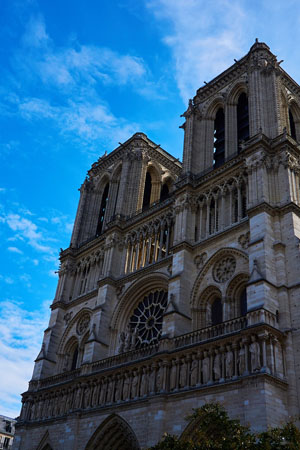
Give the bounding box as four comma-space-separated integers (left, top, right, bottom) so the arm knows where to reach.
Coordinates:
85, 414, 140, 450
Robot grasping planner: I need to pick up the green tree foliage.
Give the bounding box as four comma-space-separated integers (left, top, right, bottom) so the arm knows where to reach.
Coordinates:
149, 403, 300, 450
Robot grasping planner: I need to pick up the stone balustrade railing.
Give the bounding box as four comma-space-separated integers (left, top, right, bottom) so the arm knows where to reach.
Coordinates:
174, 308, 278, 349
21, 320, 286, 424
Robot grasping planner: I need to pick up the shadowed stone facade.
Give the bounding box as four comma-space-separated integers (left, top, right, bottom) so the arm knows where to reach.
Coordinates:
13, 41, 300, 449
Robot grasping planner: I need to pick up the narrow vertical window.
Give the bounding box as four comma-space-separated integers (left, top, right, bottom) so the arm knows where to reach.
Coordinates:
142, 172, 152, 210
289, 109, 297, 140
71, 345, 78, 370
240, 288, 247, 316
237, 93, 249, 152
96, 182, 109, 235
211, 298, 223, 325
209, 198, 215, 234
160, 183, 169, 201
214, 108, 225, 168
241, 183, 247, 218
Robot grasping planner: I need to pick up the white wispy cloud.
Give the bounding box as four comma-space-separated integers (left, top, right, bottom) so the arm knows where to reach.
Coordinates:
2, 14, 165, 151
0, 299, 50, 418
146, 0, 248, 101
8, 246, 23, 254
0, 275, 14, 285
4, 213, 53, 253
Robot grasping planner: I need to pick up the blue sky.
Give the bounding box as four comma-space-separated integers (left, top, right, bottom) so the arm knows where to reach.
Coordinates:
1, 0, 300, 418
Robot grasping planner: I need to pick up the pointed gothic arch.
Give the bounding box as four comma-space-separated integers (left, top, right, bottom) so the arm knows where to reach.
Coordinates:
85, 414, 140, 450
190, 248, 249, 317
36, 431, 54, 450
56, 308, 92, 373
179, 413, 204, 444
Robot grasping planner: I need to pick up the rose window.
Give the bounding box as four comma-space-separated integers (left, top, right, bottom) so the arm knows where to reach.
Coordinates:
213, 256, 236, 283
129, 290, 168, 348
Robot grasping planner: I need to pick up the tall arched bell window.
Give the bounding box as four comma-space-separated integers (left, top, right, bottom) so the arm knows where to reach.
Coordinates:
237, 93, 249, 152
142, 172, 152, 210
160, 183, 169, 201
214, 108, 225, 168
289, 109, 297, 141
96, 182, 109, 235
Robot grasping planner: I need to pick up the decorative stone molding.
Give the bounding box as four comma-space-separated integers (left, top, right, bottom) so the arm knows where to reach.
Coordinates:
213, 256, 236, 283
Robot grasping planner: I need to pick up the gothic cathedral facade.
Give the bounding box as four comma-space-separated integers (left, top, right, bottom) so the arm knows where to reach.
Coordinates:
13, 41, 300, 449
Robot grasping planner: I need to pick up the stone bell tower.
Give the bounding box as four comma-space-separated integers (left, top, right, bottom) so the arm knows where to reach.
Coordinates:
13, 42, 300, 450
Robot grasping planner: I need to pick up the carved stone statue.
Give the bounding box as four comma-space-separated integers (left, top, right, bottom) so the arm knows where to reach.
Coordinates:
122, 374, 131, 400
114, 376, 122, 402
131, 370, 139, 398
74, 384, 82, 409
149, 365, 156, 393
91, 382, 98, 407
106, 378, 114, 403
117, 331, 125, 354
66, 388, 73, 412
30, 401, 36, 421
124, 326, 133, 352
190, 355, 198, 386
170, 360, 177, 390
60, 390, 67, 415
131, 328, 138, 350
140, 367, 148, 397
179, 358, 188, 388
99, 379, 107, 405
250, 335, 261, 372
238, 342, 245, 375
202, 351, 210, 384
156, 363, 163, 392
225, 345, 234, 378
82, 384, 89, 409
213, 349, 221, 381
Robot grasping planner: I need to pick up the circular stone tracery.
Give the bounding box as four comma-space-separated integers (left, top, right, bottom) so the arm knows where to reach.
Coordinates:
76, 313, 90, 335
129, 290, 168, 348
213, 256, 236, 283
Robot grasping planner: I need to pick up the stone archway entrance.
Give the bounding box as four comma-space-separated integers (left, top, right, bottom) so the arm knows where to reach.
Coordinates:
85, 414, 140, 450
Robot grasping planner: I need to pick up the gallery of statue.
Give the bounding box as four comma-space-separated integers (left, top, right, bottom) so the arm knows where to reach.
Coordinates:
13, 41, 300, 450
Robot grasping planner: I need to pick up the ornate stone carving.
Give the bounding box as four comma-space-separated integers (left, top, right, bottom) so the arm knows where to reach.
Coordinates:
117, 331, 126, 354
190, 355, 198, 386
131, 370, 139, 399
76, 314, 90, 336
213, 256, 236, 283
213, 349, 221, 381
140, 368, 148, 397
238, 231, 250, 249
63, 312, 73, 325
179, 359, 188, 388
170, 360, 177, 391
194, 252, 207, 270
156, 363, 163, 392
202, 351, 210, 384
249, 335, 261, 372
225, 345, 234, 378
122, 374, 130, 401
